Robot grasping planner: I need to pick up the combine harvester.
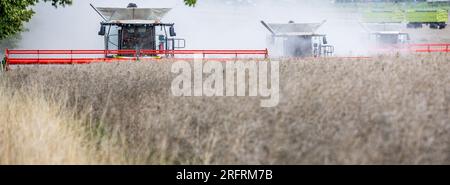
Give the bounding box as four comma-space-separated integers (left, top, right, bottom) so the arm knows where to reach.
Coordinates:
2, 3, 268, 70
261, 20, 334, 58
362, 9, 411, 48
362, 23, 411, 46
361, 11, 449, 54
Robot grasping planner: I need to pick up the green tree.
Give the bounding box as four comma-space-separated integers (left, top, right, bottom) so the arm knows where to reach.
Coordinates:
184, 0, 197, 7
0, 0, 73, 40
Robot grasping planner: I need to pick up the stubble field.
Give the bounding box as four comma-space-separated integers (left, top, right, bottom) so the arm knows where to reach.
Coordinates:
0, 54, 449, 164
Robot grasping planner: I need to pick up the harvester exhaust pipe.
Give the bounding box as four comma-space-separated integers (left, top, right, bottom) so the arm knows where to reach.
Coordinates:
90, 3, 108, 22
127, 3, 138, 8
261, 21, 275, 35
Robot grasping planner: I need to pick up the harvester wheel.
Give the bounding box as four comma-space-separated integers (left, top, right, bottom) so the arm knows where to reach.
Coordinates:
429, 23, 440, 29
407, 23, 422, 29
407, 23, 414, 29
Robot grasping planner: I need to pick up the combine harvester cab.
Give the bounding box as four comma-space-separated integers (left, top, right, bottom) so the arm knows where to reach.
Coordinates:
365, 23, 410, 45
371, 31, 410, 45
261, 20, 334, 58
92, 3, 185, 58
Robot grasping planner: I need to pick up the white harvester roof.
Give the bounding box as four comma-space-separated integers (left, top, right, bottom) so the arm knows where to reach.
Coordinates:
95, 6, 172, 23
373, 31, 409, 35
262, 20, 326, 36
361, 23, 406, 34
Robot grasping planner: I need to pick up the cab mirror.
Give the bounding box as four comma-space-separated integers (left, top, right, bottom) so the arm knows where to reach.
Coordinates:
98, 25, 106, 36
170, 26, 176, 37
